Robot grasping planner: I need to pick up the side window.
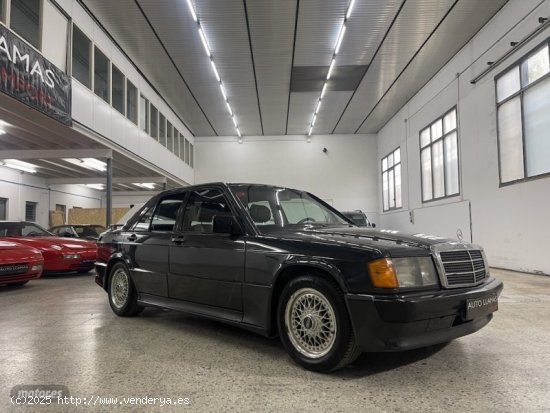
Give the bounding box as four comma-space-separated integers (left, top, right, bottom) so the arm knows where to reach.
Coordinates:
182, 189, 232, 234
150, 197, 185, 232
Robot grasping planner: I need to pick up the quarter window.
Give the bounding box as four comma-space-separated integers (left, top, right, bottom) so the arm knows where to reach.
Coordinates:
381, 148, 402, 211
420, 108, 460, 202
496, 44, 550, 184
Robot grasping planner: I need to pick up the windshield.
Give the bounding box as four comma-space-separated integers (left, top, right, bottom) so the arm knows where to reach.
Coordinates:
230, 185, 349, 230
0, 222, 52, 237
74, 225, 106, 237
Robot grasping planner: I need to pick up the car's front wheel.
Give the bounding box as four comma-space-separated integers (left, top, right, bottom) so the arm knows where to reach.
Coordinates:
277, 275, 360, 372
108, 262, 143, 317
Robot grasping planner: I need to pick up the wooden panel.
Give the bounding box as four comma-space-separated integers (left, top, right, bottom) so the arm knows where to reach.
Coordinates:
68, 208, 129, 227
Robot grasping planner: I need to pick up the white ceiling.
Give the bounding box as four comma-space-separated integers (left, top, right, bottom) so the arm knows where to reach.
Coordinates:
81, 0, 508, 137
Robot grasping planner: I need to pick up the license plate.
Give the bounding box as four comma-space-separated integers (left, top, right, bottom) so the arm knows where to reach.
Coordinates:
465, 293, 498, 320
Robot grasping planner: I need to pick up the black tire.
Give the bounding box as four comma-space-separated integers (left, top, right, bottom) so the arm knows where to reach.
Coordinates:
277, 274, 360, 372
78, 269, 91, 274
107, 262, 143, 317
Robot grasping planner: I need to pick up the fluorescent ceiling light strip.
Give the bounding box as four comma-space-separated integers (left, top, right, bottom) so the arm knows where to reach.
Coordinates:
236, 127, 241, 137
308, 126, 313, 136
187, 0, 198, 22
315, 100, 322, 114
0, 128, 6, 135
2, 159, 37, 173
85, 184, 104, 190
232, 116, 238, 127
320, 83, 327, 99
220, 84, 227, 100
346, 0, 355, 19
335, 25, 346, 55
210, 60, 220, 82
226, 101, 233, 115
311, 114, 317, 126
326, 58, 335, 80
198, 28, 211, 57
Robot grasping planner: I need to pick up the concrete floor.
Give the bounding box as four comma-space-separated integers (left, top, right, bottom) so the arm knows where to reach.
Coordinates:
0, 269, 549, 412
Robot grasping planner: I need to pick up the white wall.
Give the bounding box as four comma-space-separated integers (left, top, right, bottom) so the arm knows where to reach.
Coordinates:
377, 0, 550, 275
0, 166, 102, 228
195, 135, 379, 223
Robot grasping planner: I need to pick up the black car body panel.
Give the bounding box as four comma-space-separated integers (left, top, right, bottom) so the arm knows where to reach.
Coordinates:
95, 182, 502, 351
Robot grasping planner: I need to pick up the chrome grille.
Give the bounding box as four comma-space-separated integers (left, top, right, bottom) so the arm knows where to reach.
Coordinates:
439, 249, 487, 287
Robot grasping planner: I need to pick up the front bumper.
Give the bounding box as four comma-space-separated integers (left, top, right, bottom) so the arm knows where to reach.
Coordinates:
345, 277, 503, 352
43, 250, 97, 273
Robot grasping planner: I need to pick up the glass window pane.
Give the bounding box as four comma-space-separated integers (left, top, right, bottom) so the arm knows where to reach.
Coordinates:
388, 169, 395, 208
139, 95, 149, 133
150, 105, 158, 139
522, 45, 549, 86
72, 26, 91, 88
185, 139, 190, 164
382, 171, 389, 211
394, 148, 400, 164
421, 148, 432, 201
420, 128, 430, 148
443, 109, 457, 133
382, 157, 388, 172
394, 164, 401, 208
190, 144, 194, 168
497, 97, 524, 183
179, 135, 185, 160
158, 113, 166, 146
166, 121, 173, 152
431, 119, 443, 141
432, 140, 445, 199
523, 77, 550, 177
444, 132, 459, 196
11, 0, 40, 49
388, 153, 394, 168
94, 47, 109, 103
127, 81, 138, 124
112, 65, 124, 114
497, 67, 520, 102
173, 130, 180, 157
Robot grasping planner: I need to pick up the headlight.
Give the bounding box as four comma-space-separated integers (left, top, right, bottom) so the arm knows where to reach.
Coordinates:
368, 257, 439, 288
62, 253, 80, 260
31, 263, 43, 271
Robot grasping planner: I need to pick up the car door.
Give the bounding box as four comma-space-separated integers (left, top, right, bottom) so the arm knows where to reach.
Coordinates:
124, 193, 187, 297
168, 187, 245, 312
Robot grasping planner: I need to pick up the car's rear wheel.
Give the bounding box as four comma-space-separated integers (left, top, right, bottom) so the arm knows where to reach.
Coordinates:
277, 274, 360, 372
108, 262, 143, 317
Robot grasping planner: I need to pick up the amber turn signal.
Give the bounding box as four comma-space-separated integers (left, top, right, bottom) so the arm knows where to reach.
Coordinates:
368, 258, 399, 288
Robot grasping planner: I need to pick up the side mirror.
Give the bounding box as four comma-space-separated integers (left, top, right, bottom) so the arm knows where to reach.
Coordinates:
212, 215, 244, 236
371, 223, 376, 228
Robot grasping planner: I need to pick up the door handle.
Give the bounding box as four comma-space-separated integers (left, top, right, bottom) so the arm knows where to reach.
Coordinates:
127, 234, 137, 242
171, 235, 186, 244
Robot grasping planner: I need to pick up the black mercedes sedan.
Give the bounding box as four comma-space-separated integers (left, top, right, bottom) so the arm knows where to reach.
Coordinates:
95, 183, 503, 372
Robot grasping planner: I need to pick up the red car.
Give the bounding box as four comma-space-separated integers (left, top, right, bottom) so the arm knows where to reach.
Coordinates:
0, 221, 98, 274
0, 240, 43, 286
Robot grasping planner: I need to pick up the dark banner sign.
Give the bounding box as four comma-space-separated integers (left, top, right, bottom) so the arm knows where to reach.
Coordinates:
0, 25, 71, 125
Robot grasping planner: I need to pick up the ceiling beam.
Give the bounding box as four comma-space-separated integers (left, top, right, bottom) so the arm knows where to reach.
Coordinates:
0, 149, 113, 160
111, 190, 160, 197
46, 176, 167, 185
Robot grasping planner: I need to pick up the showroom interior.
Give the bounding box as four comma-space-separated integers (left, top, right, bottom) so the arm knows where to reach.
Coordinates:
0, 0, 549, 411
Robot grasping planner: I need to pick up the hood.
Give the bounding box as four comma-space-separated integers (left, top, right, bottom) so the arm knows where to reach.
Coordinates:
2, 236, 97, 251
0, 240, 43, 263
262, 225, 467, 256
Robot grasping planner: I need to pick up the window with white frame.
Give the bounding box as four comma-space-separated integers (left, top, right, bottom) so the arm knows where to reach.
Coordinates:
381, 148, 402, 211
496, 43, 550, 184
420, 108, 460, 202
